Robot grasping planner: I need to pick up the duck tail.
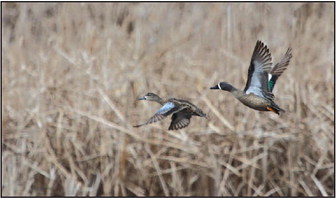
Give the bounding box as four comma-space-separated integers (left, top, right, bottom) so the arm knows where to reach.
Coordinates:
267, 102, 285, 115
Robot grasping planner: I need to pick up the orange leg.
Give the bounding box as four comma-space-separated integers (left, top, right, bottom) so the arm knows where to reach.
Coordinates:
266, 106, 277, 114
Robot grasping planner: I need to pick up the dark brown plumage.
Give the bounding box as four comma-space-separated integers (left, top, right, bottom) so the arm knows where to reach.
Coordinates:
134, 93, 207, 130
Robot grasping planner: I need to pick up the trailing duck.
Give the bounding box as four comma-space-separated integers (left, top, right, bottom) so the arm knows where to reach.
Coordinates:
134, 93, 207, 130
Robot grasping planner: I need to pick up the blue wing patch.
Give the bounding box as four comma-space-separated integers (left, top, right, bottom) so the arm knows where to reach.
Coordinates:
156, 102, 175, 114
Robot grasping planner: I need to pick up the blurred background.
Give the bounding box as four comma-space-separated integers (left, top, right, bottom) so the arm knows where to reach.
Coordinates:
2, 3, 334, 196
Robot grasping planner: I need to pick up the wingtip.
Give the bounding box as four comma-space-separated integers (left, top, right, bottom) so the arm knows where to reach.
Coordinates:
168, 125, 177, 130
286, 47, 293, 58
250, 40, 272, 73
256, 40, 267, 47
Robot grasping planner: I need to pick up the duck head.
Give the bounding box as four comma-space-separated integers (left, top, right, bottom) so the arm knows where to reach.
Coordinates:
138, 92, 162, 101
210, 82, 235, 92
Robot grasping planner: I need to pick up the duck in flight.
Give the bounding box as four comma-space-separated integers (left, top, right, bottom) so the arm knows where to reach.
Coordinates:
134, 93, 207, 130
210, 40, 292, 115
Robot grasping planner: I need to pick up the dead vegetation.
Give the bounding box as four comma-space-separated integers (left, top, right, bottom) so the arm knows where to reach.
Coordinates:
2, 3, 334, 196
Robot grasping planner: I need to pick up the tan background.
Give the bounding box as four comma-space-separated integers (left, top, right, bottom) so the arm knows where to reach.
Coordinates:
2, 3, 334, 196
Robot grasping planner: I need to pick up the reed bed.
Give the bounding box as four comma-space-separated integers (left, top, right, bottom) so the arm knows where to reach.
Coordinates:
2, 3, 334, 196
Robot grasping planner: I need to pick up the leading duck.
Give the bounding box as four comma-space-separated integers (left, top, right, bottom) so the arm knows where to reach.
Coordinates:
134, 93, 207, 130
210, 40, 292, 115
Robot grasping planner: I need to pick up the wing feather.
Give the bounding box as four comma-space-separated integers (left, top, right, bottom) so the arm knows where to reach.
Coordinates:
270, 47, 292, 77
267, 47, 292, 92
168, 109, 192, 130
134, 102, 183, 128
244, 40, 273, 98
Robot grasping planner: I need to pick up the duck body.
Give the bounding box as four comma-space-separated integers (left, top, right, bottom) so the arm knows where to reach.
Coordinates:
167, 98, 206, 117
210, 40, 292, 115
233, 90, 272, 111
213, 82, 284, 114
134, 93, 207, 130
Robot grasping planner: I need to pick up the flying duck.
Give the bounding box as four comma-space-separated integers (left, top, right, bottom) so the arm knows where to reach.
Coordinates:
210, 40, 292, 115
134, 93, 207, 130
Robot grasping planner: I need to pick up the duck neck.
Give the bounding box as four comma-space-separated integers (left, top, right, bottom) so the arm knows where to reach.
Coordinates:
231, 89, 245, 99
155, 97, 165, 105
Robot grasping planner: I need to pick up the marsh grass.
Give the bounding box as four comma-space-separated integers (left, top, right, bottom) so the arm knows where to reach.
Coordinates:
2, 3, 334, 196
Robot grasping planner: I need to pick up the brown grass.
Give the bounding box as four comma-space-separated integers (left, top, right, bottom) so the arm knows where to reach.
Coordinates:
2, 3, 334, 196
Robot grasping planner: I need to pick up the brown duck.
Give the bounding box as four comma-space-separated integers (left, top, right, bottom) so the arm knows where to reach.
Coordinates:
210, 40, 292, 115
134, 93, 207, 130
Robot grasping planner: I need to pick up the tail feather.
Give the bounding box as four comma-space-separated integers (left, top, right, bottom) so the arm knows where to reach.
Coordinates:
268, 102, 285, 115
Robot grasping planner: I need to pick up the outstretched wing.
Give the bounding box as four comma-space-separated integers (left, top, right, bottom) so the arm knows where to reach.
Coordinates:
134, 102, 184, 128
244, 40, 273, 98
168, 109, 192, 130
270, 47, 292, 77
268, 48, 292, 92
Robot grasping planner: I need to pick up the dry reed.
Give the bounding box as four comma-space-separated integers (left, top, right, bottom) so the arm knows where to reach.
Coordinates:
2, 3, 334, 196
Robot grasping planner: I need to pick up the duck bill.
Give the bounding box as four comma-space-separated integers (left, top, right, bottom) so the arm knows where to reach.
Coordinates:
137, 96, 146, 100
210, 85, 219, 89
